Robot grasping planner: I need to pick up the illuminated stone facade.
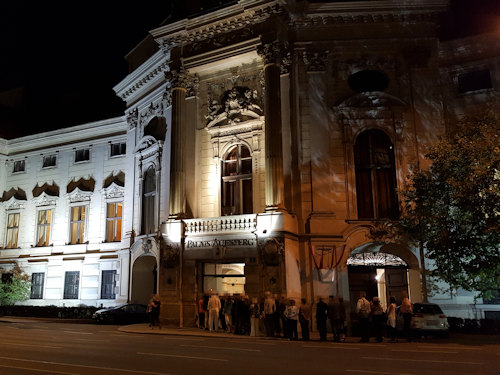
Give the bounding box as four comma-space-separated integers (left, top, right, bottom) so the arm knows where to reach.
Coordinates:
1, 1, 499, 321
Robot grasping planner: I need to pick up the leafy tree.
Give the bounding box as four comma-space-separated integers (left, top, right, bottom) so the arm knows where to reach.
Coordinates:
400, 107, 500, 300
0, 264, 31, 306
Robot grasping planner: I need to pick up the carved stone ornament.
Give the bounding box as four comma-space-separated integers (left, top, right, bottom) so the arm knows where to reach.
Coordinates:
368, 221, 398, 244
126, 109, 139, 130
67, 187, 93, 203
259, 237, 285, 265
166, 68, 199, 97
339, 92, 406, 108
336, 54, 398, 73
206, 87, 263, 128
102, 182, 125, 199
303, 50, 329, 72
142, 238, 153, 254
160, 242, 179, 268
257, 41, 286, 65
3, 196, 26, 210
32, 191, 58, 207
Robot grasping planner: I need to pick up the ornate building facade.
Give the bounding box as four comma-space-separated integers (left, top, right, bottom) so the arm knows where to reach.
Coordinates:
1, 0, 499, 322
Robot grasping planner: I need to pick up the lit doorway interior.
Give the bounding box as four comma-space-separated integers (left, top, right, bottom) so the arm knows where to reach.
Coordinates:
203, 263, 245, 295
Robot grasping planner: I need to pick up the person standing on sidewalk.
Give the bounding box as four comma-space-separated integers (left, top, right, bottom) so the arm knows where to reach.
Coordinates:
263, 291, 276, 337
316, 297, 328, 341
386, 296, 397, 343
356, 291, 371, 342
207, 291, 221, 332
400, 291, 413, 342
284, 299, 299, 340
197, 296, 206, 329
151, 294, 161, 329
299, 298, 311, 341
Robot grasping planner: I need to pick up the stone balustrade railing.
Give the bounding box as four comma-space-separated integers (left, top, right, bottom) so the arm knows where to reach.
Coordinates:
184, 214, 257, 235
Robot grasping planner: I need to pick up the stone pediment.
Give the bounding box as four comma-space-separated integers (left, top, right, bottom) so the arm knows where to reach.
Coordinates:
66, 187, 93, 203
338, 91, 406, 109
134, 136, 160, 154
33, 191, 58, 207
205, 87, 263, 129
3, 195, 26, 210
102, 182, 125, 199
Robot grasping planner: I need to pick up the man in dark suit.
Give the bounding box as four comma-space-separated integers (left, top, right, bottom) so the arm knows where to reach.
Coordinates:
316, 297, 328, 341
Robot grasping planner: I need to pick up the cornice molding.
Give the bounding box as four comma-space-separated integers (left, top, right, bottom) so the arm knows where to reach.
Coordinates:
151, 0, 282, 48
32, 192, 58, 207
67, 187, 93, 204
102, 182, 125, 200
3, 196, 27, 210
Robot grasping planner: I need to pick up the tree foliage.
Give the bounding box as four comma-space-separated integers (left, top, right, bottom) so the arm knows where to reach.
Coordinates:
400, 108, 500, 299
0, 264, 31, 306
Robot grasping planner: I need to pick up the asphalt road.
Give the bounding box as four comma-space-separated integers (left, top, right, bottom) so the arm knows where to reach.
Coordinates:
0, 320, 498, 375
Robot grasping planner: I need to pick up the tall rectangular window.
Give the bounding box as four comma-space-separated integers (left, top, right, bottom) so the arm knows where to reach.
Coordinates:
458, 69, 492, 93
110, 143, 126, 157
6, 213, 20, 248
63, 271, 79, 299
106, 202, 122, 242
13, 160, 25, 173
75, 149, 90, 163
70, 206, 86, 244
101, 270, 116, 299
30, 272, 45, 299
42, 155, 57, 168
36, 209, 52, 247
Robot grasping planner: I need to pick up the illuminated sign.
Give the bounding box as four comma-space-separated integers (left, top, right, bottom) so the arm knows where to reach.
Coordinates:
186, 238, 255, 249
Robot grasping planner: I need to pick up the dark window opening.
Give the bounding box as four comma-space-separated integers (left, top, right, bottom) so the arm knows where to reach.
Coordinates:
63, 271, 80, 299
457, 69, 492, 93
110, 143, 126, 157
144, 117, 166, 141
30, 272, 44, 299
221, 145, 253, 216
101, 270, 116, 299
348, 70, 389, 93
142, 166, 156, 234
75, 149, 90, 163
354, 129, 398, 219
13, 160, 25, 173
42, 155, 57, 168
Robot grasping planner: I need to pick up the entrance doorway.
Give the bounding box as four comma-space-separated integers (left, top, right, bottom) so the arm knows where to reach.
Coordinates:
131, 255, 157, 304
347, 251, 409, 313
203, 263, 245, 295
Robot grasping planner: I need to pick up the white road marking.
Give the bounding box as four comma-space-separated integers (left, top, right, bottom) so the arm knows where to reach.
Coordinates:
363, 356, 483, 365
0, 364, 75, 375
64, 331, 93, 335
391, 349, 458, 354
416, 345, 482, 351
138, 352, 228, 362
0, 356, 173, 375
303, 345, 360, 350
180, 344, 261, 352
0, 342, 62, 349
346, 370, 411, 375
223, 339, 276, 345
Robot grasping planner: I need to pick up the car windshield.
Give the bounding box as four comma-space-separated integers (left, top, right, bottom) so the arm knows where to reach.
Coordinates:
414, 304, 443, 314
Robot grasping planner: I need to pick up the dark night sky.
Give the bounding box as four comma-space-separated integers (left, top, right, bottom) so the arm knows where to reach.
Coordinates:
0, 0, 499, 139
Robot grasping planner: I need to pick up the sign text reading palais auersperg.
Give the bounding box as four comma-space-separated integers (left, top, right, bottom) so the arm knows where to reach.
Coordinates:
186, 238, 255, 248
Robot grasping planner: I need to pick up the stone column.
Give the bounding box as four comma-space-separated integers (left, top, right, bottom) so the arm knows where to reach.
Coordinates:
258, 42, 285, 211
166, 68, 192, 218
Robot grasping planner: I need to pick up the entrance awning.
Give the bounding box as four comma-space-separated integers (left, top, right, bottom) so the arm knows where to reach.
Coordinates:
347, 242, 408, 267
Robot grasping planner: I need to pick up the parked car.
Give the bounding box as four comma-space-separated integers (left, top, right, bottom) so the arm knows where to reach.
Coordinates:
92, 303, 148, 325
397, 302, 449, 337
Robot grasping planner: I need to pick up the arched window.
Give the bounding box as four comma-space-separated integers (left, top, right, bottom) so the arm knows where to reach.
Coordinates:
354, 129, 398, 219
221, 145, 253, 215
142, 166, 156, 234
144, 117, 166, 141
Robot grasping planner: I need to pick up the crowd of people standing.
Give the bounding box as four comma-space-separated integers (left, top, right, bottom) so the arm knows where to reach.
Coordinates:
196, 290, 412, 343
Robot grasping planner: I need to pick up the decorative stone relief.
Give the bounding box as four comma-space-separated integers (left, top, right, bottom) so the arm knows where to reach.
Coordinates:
3, 196, 26, 210
303, 50, 329, 72
259, 237, 285, 265
32, 191, 58, 207
67, 187, 93, 203
257, 41, 290, 66
126, 109, 138, 130
102, 182, 125, 199
336, 54, 399, 73
166, 68, 199, 97
139, 92, 171, 128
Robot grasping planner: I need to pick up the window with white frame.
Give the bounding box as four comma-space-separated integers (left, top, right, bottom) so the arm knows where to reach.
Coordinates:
42, 154, 57, 168
36, 209, 52, 247
101, 270, 116, 299
63, 271, 79, 299
110, 142, 126, 157
75, 148, 90, 163
221, 144, 253, 216
13, 160, 25, 173
106, 202, 122, 242
141, 166, 156, 234
6, 212, 20, 248
30, 272, 44, 299
69, 205, 87, 244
